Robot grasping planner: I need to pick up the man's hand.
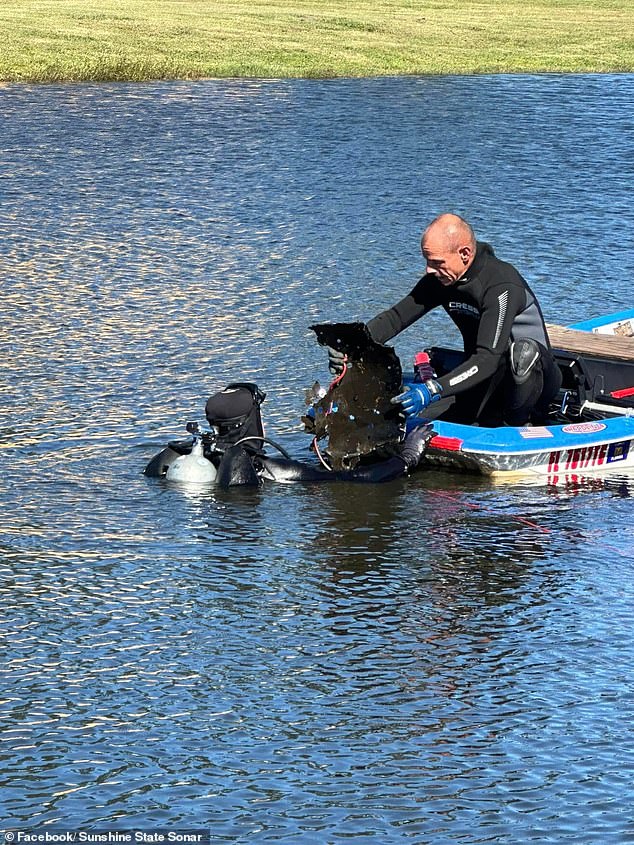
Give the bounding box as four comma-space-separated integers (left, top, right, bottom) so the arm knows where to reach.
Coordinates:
392, 380, 442, 417
399, 423, 434, 468
327, 346, 347, 375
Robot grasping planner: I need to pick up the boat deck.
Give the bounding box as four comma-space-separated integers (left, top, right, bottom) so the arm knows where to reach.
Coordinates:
547, 324, 634, 362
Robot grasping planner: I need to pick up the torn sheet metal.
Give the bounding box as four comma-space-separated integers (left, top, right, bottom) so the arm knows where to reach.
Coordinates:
305, 322, 404, 470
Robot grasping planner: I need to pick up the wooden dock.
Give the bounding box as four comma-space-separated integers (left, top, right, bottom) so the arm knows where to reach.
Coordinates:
547, 323, 634, 362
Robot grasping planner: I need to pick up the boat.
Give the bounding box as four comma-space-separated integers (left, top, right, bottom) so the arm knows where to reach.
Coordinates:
144, 310, 634, 487
414, 309, 634, 481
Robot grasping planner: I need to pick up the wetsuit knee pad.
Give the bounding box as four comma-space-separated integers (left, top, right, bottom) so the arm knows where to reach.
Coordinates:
510, 338, 541, 385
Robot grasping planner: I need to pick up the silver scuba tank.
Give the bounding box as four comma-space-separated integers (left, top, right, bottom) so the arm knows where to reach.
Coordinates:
165, 435, 217, 484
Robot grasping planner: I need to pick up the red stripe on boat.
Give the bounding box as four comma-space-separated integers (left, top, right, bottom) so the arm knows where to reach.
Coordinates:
430, 434, 463, 451
611, 386, 634, 398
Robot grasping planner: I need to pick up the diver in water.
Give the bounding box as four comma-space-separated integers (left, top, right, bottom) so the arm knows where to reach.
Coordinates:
328, 213, 562, 426
144, 382, 431, 488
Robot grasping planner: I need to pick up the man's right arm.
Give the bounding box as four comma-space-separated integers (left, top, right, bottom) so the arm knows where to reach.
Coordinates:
366, 276, 438, 344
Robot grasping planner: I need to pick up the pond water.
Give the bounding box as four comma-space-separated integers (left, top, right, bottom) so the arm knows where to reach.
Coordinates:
1, 74, 634, 842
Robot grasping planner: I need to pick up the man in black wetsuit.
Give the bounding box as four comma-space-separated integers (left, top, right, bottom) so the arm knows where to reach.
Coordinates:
331, 213, 562, 426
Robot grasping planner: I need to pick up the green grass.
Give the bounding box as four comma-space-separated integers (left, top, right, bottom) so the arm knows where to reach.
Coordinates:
1, 0, 633, 82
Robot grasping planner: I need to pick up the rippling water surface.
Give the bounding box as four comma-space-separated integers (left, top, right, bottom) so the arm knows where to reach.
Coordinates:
1, 75, 634, 841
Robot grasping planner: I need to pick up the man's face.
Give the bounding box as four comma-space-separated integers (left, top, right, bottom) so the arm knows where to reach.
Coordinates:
422, 236, 472, 285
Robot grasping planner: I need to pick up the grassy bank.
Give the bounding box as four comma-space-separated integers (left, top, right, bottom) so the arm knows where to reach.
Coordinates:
1, 0, 633, 83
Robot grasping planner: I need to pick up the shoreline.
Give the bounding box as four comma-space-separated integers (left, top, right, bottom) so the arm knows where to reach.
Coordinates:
1, 0, 633, 84
2, 69, 634, 89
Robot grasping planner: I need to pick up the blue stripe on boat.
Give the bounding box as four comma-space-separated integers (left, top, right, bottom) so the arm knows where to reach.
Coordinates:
568, 308, 634, 331
430, 417, 634, 455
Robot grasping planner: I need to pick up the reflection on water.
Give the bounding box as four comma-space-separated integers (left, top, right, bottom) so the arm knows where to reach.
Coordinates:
1, 75, 634, 840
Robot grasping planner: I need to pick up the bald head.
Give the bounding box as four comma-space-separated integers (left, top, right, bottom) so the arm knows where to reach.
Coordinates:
422, 213, 476, 253
421, 214, 477, 285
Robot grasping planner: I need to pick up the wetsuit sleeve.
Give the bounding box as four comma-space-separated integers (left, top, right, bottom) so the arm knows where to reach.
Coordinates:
338, 457, 408, 483
437, 282, 527, 397
260, 455, 408, 483
366, 276, 442, 344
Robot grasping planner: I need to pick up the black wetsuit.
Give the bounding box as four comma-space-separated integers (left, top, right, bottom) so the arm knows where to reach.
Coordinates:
145, 425, 432, 487
367, 242, 561, 425
255, 454, 411, 484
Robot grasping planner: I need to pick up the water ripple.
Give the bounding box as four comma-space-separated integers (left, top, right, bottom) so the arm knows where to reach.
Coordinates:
0, 75, 633, 839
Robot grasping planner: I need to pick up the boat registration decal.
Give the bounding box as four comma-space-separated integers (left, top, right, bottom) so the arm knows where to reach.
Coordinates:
561, 422, 607, 434
548, 443, 609, 474
607, 440, 630, 463
519, 427, 553, 439
547, 439, 631, 477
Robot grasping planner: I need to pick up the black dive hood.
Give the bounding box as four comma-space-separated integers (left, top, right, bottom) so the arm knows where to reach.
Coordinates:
205, 382, 266, 455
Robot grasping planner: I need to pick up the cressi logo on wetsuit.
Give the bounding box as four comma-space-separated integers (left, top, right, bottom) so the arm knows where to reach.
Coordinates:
447, 302, 480, 319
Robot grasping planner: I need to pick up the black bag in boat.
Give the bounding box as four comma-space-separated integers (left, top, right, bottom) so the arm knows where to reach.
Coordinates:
205, 382, 266, 454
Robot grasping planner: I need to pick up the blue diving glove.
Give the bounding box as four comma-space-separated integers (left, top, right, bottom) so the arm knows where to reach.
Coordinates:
392, 380, 443, 417
327, 345, 347, 375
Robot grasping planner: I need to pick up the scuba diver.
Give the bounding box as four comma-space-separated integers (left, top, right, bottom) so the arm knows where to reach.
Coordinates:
144, 382, 432, 488
144, 321, 433, 488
